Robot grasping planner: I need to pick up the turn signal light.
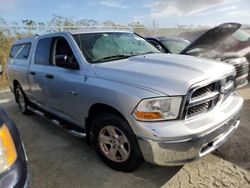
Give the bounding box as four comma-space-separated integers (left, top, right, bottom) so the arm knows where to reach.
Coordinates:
134, 111, 163, 120
0, 124, 17, 173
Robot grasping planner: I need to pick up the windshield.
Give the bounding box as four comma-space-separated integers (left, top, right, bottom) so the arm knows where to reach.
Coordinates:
73, 32, 160, 63
160, 39, 190, 54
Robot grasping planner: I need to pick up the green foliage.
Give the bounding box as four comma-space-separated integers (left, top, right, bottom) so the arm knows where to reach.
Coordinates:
0, 18, 21, 88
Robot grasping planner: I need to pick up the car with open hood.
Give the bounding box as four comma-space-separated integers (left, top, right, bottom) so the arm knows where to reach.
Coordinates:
146, 23, 249, 88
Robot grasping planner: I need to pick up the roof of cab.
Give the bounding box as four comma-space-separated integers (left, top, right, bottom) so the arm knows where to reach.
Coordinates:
69, 29, 133, 35
12, 29, 133, 44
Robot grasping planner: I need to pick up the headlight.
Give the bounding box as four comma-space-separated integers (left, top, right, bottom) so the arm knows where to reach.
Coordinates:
133, 97, 182, 121
0, 124, 17, 173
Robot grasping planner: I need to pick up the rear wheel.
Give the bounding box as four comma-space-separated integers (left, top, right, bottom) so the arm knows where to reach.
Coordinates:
15, 86, 30, 114
91, 114, 143, 172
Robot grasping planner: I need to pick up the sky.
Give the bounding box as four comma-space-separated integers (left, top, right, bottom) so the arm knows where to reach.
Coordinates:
0, 0, 249, 27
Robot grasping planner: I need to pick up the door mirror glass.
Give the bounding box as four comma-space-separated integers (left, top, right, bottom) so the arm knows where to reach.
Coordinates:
55, 55, 70, 68
55, 55, 79, 70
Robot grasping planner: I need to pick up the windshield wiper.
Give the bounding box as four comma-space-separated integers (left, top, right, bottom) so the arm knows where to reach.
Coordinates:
93, 54, 132, 63
127, 51, 161, 57
93, 52, 160, 63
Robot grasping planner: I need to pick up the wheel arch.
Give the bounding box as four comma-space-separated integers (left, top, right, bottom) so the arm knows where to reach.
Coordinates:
85, 103, 128, 143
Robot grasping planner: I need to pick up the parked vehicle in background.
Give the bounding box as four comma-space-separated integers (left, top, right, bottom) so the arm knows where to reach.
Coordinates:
0, 65, 28, 188
218, 29, 250, 54
6, 30, 243, 172
218, 29, 250, 79
146, 23, 249, 88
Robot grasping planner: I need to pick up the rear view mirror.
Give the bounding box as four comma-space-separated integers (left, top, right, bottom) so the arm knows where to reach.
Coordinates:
0, 64, 3, 75
156, 45, 165, 53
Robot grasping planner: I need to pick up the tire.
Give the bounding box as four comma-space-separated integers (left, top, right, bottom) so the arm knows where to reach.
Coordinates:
90, 113, 143, 172
15, 85, 30, 115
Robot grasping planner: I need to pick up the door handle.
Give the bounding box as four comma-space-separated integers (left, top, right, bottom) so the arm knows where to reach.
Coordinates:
29, 71, 36, 76
45, 74, 54, 79
67, 91, 78, 96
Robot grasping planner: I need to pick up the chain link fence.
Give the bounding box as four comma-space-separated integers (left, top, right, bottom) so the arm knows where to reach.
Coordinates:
1, 25, 249, 40
0, 25, 210, 37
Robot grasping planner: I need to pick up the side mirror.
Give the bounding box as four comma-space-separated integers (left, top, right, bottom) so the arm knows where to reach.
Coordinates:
0, 64, 3, 75
55, 55, 70, 68
55, 55, 79, 70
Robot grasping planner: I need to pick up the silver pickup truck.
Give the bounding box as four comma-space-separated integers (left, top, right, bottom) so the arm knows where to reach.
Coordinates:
7, 30, 243, 172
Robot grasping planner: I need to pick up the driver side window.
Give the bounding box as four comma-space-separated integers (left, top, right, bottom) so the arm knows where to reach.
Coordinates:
52, 37, 79, 70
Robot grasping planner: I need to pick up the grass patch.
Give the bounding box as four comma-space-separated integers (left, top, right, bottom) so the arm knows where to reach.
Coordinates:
0, 78, 9, 91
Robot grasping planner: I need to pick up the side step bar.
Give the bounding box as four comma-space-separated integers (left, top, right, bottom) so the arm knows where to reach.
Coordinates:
27, 106, 86, 138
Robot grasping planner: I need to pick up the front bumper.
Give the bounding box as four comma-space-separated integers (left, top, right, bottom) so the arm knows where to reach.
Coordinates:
0, 157, 28, 188
135, 94, 243, 166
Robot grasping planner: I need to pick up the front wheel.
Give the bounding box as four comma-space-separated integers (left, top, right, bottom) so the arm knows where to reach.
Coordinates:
15, 86, 30, 115
91, 114, 143, 172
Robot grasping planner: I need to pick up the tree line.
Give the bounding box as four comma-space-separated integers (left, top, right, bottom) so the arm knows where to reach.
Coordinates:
0, 15, 146, 34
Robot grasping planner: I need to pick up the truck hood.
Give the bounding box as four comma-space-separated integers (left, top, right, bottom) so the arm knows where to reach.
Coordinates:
93, 53, 234, 95
181, 23, 241, 54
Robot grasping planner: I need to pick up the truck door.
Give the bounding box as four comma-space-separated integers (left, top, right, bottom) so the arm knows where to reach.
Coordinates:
46, 36, 86, 124
30, 36, 84, 124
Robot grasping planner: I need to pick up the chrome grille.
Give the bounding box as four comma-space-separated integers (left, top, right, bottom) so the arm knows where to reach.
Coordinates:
187, 101, 212, 117
234, 61, 249, 78
186, 76, 234, 119
191, 83, 215, 99
234, 60, 249, 88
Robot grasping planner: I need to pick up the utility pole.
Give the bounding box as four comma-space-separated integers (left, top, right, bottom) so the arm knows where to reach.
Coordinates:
153, 19, 156, 35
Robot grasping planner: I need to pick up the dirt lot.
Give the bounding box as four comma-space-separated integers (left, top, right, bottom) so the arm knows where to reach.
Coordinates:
0, 85, 250, 188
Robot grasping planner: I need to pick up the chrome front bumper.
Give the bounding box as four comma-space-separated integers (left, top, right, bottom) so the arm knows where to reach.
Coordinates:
136, 95, 243, 166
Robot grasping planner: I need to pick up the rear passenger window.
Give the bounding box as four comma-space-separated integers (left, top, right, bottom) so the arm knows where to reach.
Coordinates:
9, 43, 31, 60
35, 38, 52, 65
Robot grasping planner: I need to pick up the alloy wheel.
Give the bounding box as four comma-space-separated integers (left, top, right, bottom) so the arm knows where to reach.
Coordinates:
98, 125, 130, 163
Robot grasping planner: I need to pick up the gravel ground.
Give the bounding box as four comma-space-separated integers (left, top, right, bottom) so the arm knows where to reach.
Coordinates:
0, 85, 249, 188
